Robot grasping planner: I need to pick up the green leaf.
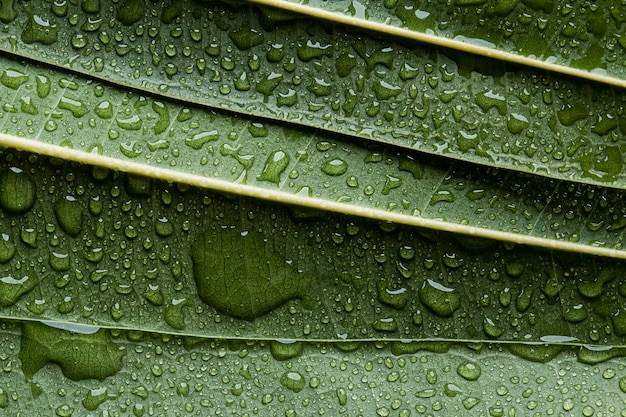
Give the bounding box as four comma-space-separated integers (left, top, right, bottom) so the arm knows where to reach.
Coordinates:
3, 149, 626, 347
5, 57, 626, 256
252, 0, 626, 87
0, 0, 624, 414
1, 0, 626, 188
1, 319, 626, 415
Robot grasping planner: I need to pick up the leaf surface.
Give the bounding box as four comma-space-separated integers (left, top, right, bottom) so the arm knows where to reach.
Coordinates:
2, 149, 626, 346
0, 319, 625, 415
5, 58, 626, 256
0, 0, 625, 188
249, 0, 626, 87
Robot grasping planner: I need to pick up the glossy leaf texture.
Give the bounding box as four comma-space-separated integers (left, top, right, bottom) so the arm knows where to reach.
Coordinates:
5, 58, 626, 257
251, 0, 626, 87
0, 0, 626, 415
3, 149, 626, 347
2, 0, 626, 188
1, 320, 626, 416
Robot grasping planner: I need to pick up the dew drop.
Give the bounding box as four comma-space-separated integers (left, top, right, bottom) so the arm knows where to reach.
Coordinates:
321, 158, 348, 176
270, 340, 304, 361
419, 279, 460, 317
191, 227, 310, 320
21, 15, 59, 45
19, 321, 125, 380
0, 69, 28, 89
116, 0, 144, 25
280, 371, 305, 393
257, 150, 290, 185
0, 0, 16, 23
456, 361, 481, 380
59, 97, 88, 118
0, 167, 36, 213
0, 273, 37, 307
185, 130, 219, 150
0, 233, 15, 263
54, 196, 83, 237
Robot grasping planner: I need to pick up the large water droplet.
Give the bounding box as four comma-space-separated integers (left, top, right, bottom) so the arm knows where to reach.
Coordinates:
116, 0, 145, 25
0, 69, 28, 89
191, 227, 310, 320
0, 167, 36, 213
19, 321, 125, 380
321, 158, 348, 176
21, 15, 59, 45
257, 150, 290, 185
419, 279, 460, 317
0, 273, 37, 307
0, 233, 15, 263
54, 196, 83, 237
280, 371, 305, 393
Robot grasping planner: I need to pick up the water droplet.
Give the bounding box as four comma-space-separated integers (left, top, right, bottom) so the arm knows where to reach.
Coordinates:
19, 321, 125, 380
116, 114, 142, 130
94, 101, 113, 119
280, 372, 305, 393
164, 298, 189, 330
419, 279, 460, 317
0, 0, 17, 23
82, 387, 109, 411
191, 227, 310, 320
0, 273, 37, 307
20, 96, 38, 115
0, 233, 15, 263
456, 361, 482, 380
0, 167, 36, 213
373, 317, 398, 332
577, 269, 614, 299
229, 26, 264, 50
21, 15, 59, 45
59, 97, 88, 118
185, 130, 219, 150
377, 283, 409, 309
373, 80, 402, 100
321, 158, 348, 176
516, 285, 533, 312
0, 69, 28, 89
270, 340, 304, 360
257, 150, 290, 185
54, 196, 83, 237
116, 0, 144, 25
152, 101, 170, 134
256, 72, 283, 99
557, 103, 588, 126
508, 343, 563, 363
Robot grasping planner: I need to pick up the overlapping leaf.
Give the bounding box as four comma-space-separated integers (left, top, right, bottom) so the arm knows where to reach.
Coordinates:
250, 0, 626, 87
0, 0, 625, 414
5, 57, 626, 256
0, 319, 625, 415
1, 0, 626, 189
2, 149, 626, 347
